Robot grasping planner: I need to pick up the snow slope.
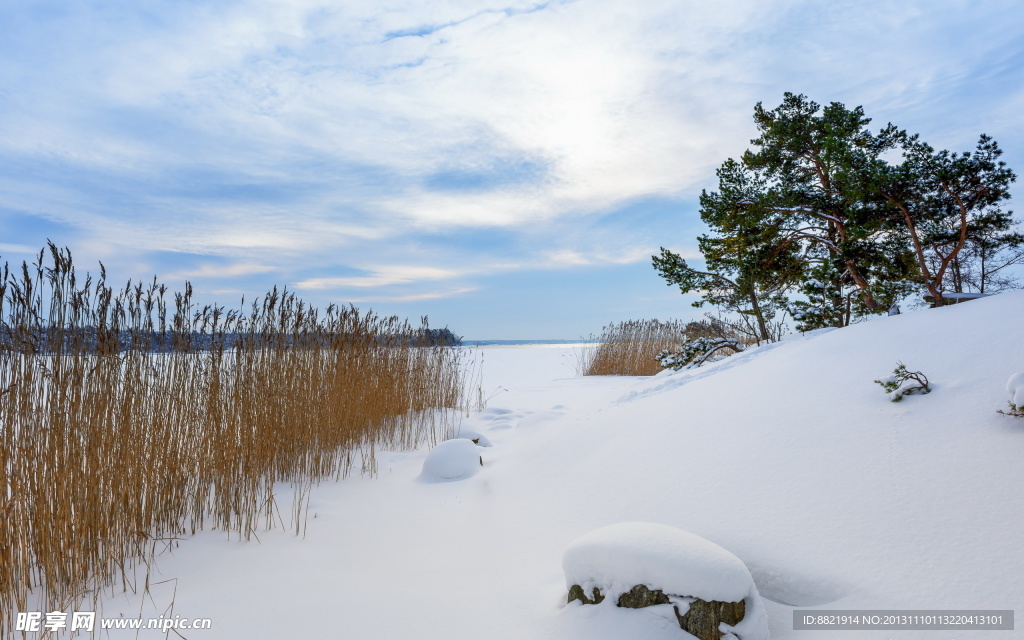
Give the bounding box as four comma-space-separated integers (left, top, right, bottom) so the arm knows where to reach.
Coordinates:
94, 292, 1024, 639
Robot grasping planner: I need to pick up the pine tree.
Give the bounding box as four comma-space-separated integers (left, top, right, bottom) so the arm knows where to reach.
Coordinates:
656, 93, 1018, 331
947, 209, 1024, 294
742, 93, 915, 327
867, 133, 1018, 304
653, 159, 802, 343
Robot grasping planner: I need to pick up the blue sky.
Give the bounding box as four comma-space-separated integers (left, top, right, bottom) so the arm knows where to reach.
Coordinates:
1, 0, 1022, 338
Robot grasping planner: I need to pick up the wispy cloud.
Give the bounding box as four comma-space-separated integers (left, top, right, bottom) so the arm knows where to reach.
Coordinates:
295, 266, 462, 289
344, 287, 479, 303
0, 243, 40, 256
1, 0, 1021, 336
0, 0, 775, 255
165, 262, 278, 280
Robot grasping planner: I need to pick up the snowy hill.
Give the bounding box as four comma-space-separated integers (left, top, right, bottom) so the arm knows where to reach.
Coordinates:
97, 291, 1024, 639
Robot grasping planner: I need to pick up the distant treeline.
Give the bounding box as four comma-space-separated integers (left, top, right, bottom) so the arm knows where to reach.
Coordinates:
0, 325, 462, 354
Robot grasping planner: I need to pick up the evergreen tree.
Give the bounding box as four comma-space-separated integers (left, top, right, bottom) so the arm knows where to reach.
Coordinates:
742, 93, 915, 327
656, 93, 1018, 332
947, 209, 1024, 293
867, 133, 1018, 304
653, 159, 802, 343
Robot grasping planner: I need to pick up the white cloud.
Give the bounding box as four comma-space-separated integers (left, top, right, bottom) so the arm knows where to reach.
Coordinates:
0, 0, 779, 249
166, 262, 278, 280
1, 0, 1021, 327
0, 243, 40, 256
291, 243, 675, 296
344, 287, 478, 303
295, 265, 462, 289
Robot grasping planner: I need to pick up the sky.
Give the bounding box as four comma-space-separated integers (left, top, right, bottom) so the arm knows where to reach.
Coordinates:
1, 0, 1022, 339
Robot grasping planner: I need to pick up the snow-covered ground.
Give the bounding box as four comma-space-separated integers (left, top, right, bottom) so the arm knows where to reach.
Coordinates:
94, 292, 1024, 639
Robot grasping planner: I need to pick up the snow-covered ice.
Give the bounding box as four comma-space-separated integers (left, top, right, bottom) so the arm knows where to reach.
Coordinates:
90, 292, 1024, 640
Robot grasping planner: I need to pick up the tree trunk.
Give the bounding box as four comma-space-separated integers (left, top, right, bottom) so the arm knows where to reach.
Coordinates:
746, 289, 770, 344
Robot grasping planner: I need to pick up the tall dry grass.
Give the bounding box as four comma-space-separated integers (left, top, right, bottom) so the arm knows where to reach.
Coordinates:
0, 244, 467, 636
578, 316, 761, 376
577, 319, 688, 376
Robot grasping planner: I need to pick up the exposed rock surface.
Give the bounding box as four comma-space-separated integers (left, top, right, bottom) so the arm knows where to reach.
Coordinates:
675, 597, 746, 640
616, 584, 671, 608
569, 583, 746, 640
566, 584, 605, 605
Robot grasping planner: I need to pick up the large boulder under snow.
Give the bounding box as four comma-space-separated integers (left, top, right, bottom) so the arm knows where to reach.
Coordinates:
563, 522, 768, 640
418, 438, 483, 482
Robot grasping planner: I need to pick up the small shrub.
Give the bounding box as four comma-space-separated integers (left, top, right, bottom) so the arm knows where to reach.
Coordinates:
875, 362, 931, 402
997, 402, 1024, 418
657, 337, 743, 371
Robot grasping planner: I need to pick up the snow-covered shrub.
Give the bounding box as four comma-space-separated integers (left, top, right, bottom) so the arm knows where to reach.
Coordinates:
563, 522, 768, 640
657, 337, 743, 371
874, 363, 931, 402
997, 371, 1024, 417
418, 439, 483, 482
999, 404, 1024, 418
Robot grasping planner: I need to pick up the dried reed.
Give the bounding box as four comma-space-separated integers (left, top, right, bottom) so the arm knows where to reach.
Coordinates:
0, 244, 467, 636
578, 319, 689, 376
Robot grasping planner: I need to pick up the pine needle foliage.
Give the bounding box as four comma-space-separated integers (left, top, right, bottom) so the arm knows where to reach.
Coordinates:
997, 402, 1024, 418
874, 362, 931, 402
656, 337, 744, 371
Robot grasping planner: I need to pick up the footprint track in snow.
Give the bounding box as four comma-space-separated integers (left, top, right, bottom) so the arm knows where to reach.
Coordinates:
473, 406, 523, 431
515, 406, 567, 429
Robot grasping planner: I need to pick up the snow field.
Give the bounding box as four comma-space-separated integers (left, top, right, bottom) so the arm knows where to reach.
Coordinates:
95, 293, 1024, 639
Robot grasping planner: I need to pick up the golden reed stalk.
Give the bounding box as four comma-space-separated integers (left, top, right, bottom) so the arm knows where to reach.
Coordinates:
578, 319, 688, 376
0, 244, 467, 636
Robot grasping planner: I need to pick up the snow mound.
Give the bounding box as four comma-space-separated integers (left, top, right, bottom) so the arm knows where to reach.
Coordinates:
419, 439, 482, 482
563, 522, 768, 639
1007, 371, 1024, 406
564, 522, 751, 603
452, 427, 492, 447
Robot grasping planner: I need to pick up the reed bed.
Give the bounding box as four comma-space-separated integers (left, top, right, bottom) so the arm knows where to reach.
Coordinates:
577, 317, 758, 376
577, 319, 689, 376
0, 245, 467, 636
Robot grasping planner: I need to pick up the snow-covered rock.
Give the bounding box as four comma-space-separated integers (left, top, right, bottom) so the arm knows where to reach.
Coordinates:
563, 522, 768, 640
419, 438, 483, 482
451, 427, 492, 447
